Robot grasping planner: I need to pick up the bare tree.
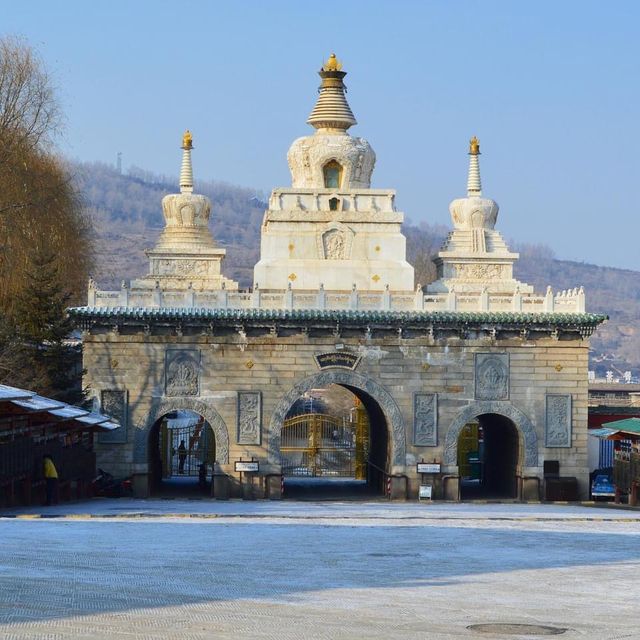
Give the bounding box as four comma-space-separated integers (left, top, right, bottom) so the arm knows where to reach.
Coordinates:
0, 36, 60, 162
0, 36, 93, 397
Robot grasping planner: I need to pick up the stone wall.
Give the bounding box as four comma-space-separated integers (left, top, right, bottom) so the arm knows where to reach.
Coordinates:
83, 327, 590, 499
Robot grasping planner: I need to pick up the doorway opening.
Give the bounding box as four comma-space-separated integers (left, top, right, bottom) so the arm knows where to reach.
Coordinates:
148, 410, 215, 496
280, 383, 389, 499
458, 413, 520, 499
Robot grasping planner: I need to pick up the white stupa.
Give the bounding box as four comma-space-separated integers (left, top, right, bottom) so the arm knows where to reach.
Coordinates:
142, 130, 238, 291
427, 137, 533, 295
253, 53, 414, 292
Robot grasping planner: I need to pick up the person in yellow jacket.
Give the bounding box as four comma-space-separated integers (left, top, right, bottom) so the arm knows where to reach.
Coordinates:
43, 455, 59, 506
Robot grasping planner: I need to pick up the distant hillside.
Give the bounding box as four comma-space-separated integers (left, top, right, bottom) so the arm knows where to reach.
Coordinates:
74, 161, 640, 377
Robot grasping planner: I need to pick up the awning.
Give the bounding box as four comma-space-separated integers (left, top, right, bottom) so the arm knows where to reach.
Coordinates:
11, 395, 66, 412
601, 417, 640, 440
0, 384, 119, 434
0, 384, 32, 401
590, 428, 620, 438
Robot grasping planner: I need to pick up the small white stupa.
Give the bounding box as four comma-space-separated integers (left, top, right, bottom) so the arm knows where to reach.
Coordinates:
142, 130, 238, 291
427, 137, 533, 295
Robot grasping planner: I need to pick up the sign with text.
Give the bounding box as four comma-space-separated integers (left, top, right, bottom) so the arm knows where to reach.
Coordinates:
314, 352, 361, 370
235, 461, 259, 473
417, 463, 441, 474
419, 485, 433, 499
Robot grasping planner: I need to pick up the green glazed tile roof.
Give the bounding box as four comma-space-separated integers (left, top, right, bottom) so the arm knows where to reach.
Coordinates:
68, 306, 607, 328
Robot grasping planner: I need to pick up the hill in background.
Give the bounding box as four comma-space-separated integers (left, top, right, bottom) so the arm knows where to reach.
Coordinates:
73, 161, 639, 377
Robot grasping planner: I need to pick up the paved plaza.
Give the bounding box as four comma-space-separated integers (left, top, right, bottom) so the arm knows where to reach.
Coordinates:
1, 501, 639, 639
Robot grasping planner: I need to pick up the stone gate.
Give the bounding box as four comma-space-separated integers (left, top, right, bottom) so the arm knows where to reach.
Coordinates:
71, 54, 605, 499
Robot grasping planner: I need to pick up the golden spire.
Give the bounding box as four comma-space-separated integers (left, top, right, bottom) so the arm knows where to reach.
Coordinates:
182, 129, 193, 150
469, 136, 480, 155
307, 53, 356, 131
323, 53, 342, 72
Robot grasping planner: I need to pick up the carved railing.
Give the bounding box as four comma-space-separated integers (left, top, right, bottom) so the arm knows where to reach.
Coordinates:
86, 284, 586, 314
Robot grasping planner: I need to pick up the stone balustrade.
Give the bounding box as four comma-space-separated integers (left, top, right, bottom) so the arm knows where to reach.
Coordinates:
86, 283, 586, 314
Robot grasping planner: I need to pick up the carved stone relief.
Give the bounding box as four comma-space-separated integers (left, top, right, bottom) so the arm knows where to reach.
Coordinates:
323, 229, 345, 260
545, 394, 572, 447
157, 259, 210, 276
237, 391, 262, 445
316, 223, 354, 260
443, 400, 538, 467
165, 350, 200, 397
413, 393, 437, 446
98, 389, 128, 444
268, 369, 406, 467
454, 264, 506, 280
475, 353, 509, 401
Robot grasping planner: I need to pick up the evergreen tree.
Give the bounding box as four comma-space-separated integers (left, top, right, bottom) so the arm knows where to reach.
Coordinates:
10, 246, 83, 403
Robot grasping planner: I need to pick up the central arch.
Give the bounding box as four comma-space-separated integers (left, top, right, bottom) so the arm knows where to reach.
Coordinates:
268, 369, 406, 468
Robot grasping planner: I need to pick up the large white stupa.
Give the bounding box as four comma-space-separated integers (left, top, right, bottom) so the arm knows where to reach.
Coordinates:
253, 53, 415, 292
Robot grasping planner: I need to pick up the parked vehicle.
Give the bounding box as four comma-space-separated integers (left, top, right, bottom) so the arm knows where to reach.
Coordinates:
92, 468, 133, 498
591, 474, 615, 500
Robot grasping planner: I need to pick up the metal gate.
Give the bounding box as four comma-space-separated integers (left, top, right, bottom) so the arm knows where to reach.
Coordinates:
160, 416, 215, 477
281, 406, 369, 478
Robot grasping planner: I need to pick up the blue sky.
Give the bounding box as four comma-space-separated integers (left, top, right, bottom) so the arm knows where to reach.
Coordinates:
4, 1, 639, 270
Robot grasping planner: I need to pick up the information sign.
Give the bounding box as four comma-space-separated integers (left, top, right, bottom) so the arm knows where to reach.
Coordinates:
235, 461, 259, 473
419, 485, 432, 499
417, 463, 441, 474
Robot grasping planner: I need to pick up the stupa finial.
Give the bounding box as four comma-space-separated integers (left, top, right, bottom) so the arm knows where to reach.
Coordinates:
323, 53, 343, 72
180, 130, 193, 193
307, 53, 356, 131
467, 135, 482, 196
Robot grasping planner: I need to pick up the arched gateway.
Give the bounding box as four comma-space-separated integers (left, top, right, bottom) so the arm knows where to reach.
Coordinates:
443, 401, 538, 468
269, 370, 406, 468
134, 398, 230, 465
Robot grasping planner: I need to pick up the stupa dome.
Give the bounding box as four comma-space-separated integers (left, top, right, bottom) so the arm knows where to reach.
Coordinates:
287, 133, 375, 189
287, 54, 376, 189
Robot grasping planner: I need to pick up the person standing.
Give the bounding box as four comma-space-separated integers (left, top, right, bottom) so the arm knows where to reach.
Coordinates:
43, 455, 59, 506
177, 440, 187, 474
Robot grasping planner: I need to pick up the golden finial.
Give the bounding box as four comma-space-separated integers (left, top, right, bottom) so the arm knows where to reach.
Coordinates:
323, 53, 343, 72
469, 136, 480, 155
182, 129, 193, 150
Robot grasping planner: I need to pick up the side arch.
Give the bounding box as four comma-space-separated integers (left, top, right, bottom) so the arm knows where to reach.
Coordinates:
268, 369, 406, 467
134, 397, 230, 465
443, 401, 538, 467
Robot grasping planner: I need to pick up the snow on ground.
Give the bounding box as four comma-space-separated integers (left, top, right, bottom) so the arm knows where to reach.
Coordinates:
0, 501, 638, 639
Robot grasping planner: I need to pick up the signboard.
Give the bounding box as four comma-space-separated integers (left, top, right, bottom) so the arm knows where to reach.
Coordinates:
417, 463, 441, 474
419, 485, 432, 499
235, 461, 259, 473
314, 352, 361, 370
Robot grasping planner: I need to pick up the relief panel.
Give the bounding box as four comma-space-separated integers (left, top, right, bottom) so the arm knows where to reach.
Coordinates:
98, 389, 128, 444
545, 394, 572, 447
474, 353, 509, 401
165, 349, 200, 397
413, 393, 437, 446
237, 391, 262, 445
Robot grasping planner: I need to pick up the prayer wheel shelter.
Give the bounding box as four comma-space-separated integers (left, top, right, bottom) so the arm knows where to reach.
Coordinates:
0, 383, 119, 507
